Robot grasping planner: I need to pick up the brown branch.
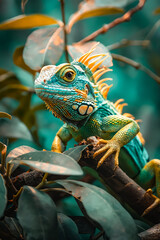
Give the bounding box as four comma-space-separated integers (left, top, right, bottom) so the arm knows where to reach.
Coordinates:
107, 39, 150, 51
60, 0, 70, 63
78, 137, 160, 224
112, 53, 160, 84
138, 223, 160, 240
77, 0, 146, 45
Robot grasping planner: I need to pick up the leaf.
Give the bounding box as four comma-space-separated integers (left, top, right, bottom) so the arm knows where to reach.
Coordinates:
13, 46, 36, 75
67, 0, 123, 32
0, 112, 12, 119
9, 151, 83, 176
0, 217, 23, 239
0, 174, 7, 217
68, 41, 113, 67
0, 14, 61, 30
154, 7, 160, 14
17, 186, 58, 240
23, 26, 64, 71
58, 213, 81, 240
6, 145, 37, 175
64, 145, 87, 162
0, 117, 33, 141
56, 180, 138, 240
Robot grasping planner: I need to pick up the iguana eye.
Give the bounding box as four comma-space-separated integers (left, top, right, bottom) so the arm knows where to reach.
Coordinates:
61, 68, 76, 82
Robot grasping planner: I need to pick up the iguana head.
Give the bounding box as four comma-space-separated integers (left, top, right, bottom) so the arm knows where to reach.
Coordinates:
35, 47, 112, 127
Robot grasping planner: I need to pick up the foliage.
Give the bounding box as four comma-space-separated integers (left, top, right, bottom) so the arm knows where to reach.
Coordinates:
0, 0, 160, 239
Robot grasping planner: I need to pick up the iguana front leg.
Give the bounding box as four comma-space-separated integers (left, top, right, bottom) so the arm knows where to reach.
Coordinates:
51, 124, 72, 153
94, 115, 140, 168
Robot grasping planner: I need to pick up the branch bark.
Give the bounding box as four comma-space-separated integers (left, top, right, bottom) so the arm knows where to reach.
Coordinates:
77, 0, 146, 45
112, 53, 160, 84
78, 137, 160, 224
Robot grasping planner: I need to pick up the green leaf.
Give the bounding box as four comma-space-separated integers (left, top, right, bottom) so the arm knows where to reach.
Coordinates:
154, 7, 160, 14
23, 26, 64, 71
0, 112, 12, 119
13, 46, 36, 75
0, 14, 61, 30
0, 174, 7, 217
9, 151, 83, 176
64, 145, 87, 162
56, 180, 138, 240
0, 117, 33, 141
67, 0, 123, 32
6, 145, 37, 175
17, 186, 58, 240
0, 217, 23, 239
58, 213, 81, 240
68, 41, 113, 68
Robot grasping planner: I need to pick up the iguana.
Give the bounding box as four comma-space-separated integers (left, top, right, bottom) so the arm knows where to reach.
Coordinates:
35, 46, 160, 197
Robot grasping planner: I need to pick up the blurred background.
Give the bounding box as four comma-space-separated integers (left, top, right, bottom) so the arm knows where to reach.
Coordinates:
0, 0, 160, 159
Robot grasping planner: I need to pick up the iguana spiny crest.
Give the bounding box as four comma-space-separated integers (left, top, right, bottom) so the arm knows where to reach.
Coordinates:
35, 45, 113, 124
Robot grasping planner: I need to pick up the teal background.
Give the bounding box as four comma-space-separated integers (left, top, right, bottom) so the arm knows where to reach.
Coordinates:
0, 0, 160, 158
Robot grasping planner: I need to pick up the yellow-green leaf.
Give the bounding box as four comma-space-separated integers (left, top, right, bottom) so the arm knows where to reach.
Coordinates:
0, 14, 61, 30
13, 46, 36, 75
67, 1, 123, 32
154, 8, 160, 14
0, 112, 12, 119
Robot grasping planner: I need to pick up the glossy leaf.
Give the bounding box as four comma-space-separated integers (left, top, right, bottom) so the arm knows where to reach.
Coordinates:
23, 26, 64, 71
0, 117, 33, 141
0, 112, 12, 119
0, 14, 61, 30
68, 41, 113, 67
9, 151, 83, 176
58, 213, 81, 240
0, 217, 23, 239
154, 8, 160, 14
13, 46, 36, 75
17, 186, 58, 240
56, 180, 137, 240
67, 0, 123, 32
6, 145, 37, 175
0, 174, 7, 217
64, 145, 87, 162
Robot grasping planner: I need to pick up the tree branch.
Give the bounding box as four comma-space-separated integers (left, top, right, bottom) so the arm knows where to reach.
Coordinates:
78, 137, 160, 224
112, 53, 160, 84
107, 39, 150, 51
60, 0, 70, 63
77, 0, 146, 45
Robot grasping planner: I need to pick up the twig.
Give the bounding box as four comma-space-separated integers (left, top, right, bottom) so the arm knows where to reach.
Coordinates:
77, 0, 146, 45
112, 53, 160, 84
107, 39, 150, 51
60, 0, 70, 63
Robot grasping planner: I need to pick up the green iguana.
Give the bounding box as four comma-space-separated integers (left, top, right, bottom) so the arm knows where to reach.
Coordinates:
34, 46, 160, 197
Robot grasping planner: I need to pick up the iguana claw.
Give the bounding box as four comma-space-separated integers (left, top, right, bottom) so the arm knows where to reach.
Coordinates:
93, 139, 121, 168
